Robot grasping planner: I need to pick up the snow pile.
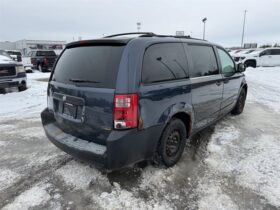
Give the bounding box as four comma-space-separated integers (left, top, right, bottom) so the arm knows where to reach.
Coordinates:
245, 67, 280, 112
0, 72, 50, 118
2, 181, 51, 210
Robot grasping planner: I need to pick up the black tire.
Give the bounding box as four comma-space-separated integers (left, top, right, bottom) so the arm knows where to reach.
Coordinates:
231, 88, 246, 115
18, 83, 27, 92
155, 118, 187, 167
245, 60, 256, 68
26, 69, 33, 73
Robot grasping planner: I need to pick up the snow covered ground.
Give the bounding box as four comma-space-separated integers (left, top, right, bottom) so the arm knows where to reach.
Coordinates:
0, 68, 280, 210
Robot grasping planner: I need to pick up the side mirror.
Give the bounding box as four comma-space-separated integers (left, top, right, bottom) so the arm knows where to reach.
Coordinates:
237, 63, 246, 72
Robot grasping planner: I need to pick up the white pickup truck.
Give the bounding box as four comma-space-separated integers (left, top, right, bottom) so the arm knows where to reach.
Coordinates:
232, 48, 280, 68
0, 54, 27, 91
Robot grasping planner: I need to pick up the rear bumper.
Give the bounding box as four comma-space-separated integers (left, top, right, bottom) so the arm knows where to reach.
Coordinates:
41, 108, 163, 170
0, 72, 27, 89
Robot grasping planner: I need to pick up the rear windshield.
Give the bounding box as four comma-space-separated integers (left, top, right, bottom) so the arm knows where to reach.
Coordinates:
52, 45, 124, 88
7, 51, 21, 56
37, 51, 56, 56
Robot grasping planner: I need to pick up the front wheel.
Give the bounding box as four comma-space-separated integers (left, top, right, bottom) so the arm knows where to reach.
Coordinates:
231, 88, 246, 115
155, 118, 187, 167
245, 60, 256, 68
18, 83, 27, 92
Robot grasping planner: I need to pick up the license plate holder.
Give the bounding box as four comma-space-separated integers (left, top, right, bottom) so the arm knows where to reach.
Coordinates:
63, 102, 77, 119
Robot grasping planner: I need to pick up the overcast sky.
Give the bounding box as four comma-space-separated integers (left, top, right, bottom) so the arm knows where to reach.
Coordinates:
0, 0, 279, 47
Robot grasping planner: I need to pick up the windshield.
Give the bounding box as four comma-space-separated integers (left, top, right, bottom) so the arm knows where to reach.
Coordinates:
7, 51, 21, 56
245, 50, 255, 54
0, 50, 13, 60
52, 45, 124, 88
37, 51, 56, 56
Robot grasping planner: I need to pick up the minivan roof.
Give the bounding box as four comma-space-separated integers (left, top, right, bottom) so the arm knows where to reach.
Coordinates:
66, 32, 218, 49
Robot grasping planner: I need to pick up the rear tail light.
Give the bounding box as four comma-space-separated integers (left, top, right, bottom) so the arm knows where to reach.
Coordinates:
43, 57, 48, 65
114, 94, 138, 129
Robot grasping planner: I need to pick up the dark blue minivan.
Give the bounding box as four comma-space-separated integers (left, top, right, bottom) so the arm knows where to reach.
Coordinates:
41, 33, 247, 170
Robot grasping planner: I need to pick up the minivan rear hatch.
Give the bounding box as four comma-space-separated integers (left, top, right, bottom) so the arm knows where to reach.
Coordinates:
49, 42, 126, 145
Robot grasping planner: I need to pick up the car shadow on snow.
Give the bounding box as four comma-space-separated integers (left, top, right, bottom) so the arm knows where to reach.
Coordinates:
0, 87, 27, 94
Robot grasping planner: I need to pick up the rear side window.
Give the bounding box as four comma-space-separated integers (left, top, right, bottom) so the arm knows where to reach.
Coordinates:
142, 43, 188, 83
52, 45, 124, 88
271, 49, 280, 55
262, 50, 272, 56
188, 45, 219, 78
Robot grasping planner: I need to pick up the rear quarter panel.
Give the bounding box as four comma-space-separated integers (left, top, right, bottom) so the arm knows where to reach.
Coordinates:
139, 80, 193, 129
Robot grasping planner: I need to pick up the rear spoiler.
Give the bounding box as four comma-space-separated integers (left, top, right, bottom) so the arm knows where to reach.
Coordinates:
66, 39, 128, 48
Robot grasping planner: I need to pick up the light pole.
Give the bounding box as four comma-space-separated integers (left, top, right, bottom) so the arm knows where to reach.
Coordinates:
202, 18, 207, 40
137, 22, 141, 32
241, 10, 247, 48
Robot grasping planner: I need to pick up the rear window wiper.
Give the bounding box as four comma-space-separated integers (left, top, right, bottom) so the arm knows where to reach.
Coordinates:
69, 78, 100, 83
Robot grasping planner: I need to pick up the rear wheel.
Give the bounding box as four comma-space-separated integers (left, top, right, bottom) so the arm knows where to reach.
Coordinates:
231, 88, 246, 115
155, 118, 187, 167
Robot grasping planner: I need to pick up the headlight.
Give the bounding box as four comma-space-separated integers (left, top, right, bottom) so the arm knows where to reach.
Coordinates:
241, 57, 245, 60
16, 65, 25, 73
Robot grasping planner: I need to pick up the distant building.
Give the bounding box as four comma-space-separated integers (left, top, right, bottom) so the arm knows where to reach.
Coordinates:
244, 43, 258, 49
0, 41, 16, 50
0, 39, 67, 56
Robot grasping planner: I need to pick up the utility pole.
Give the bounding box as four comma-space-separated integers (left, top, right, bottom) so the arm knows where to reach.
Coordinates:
241, 10, 247, 48
137, 22, 141, 32
202, 18, 207, 40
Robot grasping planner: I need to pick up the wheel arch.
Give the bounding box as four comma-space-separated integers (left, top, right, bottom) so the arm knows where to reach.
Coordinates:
241, 83, 248, 95
244, 59, 256, 67
170, 112, 192, 138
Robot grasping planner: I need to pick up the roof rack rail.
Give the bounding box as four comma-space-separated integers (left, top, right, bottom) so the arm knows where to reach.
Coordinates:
104, 32, 205, 41
141, 34, 204, 41
104, 32, 156, 38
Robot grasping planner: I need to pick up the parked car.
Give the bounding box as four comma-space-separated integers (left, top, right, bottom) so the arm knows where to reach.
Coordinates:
233, 48, 280, 68
21, 51, 34, 72
257, 48, 280, 67
41, 32, 247, 171
229, 49, 242, 56
232, 49, 261, 67
30, 50, 57, 72
0, 54, 27, 92
5, 50, 22, 62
